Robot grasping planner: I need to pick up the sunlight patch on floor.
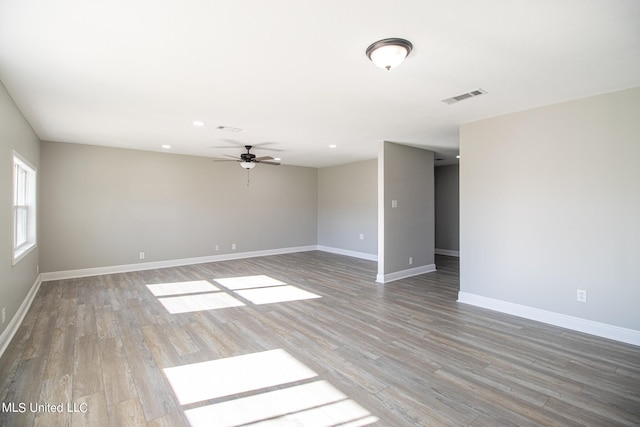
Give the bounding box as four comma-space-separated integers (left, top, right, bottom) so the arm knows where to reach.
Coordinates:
164, 349, 378, 427
214, 275, 286, 290
164, 349, 317, 405
236, 285, 321, 305
184, 380, 377, 427
215, 275, 322, 305
146, 280, 220, 296
157, 292, 245, 314
147, 275, 321, 314
146, 280, 245, 314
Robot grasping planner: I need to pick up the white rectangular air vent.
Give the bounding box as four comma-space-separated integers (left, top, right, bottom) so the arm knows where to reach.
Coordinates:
441, 88, 487, 105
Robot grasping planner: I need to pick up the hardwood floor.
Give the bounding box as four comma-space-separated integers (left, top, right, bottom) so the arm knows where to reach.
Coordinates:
1, 251, 639, 426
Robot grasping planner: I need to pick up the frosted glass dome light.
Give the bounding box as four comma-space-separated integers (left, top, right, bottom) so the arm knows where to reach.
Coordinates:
366, 38, 413, 70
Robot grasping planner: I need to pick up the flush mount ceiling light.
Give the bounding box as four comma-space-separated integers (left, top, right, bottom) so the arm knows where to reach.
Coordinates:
366, 38, 413, 70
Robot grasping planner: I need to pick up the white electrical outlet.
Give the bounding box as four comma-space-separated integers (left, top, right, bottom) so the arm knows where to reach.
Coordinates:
231, 243, 236, 250
215, 245, 219, 251
577, 289, 587, 303
359, 234, 364, 240
139, 252, 145, 260
391, 200, 398, 208
409, 256, 413, 265
2, 308, 6, 324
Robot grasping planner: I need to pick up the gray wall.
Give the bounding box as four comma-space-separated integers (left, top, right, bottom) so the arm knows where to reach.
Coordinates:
317, 160, 377, 256
435, 165, 459, 253
460, 87, 640, 330
0, 81, 40, 337
40, 142, 318, 272
379, 142, 435, 277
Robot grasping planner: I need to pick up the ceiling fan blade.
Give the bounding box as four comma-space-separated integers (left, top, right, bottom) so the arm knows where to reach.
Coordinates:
220, 138, 244, 146
223, 154, 242, 160
254, 156, 274, 161
256, 160, 281, 166
212, 158, 238, 162
252, 142, 284, 152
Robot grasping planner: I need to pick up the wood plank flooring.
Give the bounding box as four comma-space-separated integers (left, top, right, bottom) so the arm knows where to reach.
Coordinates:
1, 251, 639, 426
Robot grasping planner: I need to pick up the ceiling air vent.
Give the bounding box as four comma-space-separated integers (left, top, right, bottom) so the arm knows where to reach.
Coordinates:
441, 88, 487, 105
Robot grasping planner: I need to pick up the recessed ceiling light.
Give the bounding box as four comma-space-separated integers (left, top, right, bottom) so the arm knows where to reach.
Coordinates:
274, 158, 281, 161
162, 145, 171, 149
456, 155, 460, 159
193, 121, 204, 127
329, 145, 337, 148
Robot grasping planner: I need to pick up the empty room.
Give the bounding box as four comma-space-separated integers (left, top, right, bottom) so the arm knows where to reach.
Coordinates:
1, 1, 639, 426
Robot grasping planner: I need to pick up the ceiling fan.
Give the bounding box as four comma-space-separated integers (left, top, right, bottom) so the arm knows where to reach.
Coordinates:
213, 145, 281, 169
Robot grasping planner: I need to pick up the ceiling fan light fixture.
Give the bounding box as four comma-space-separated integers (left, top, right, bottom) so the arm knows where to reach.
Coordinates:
240, 161, 256, 169
366, 38, 413, 70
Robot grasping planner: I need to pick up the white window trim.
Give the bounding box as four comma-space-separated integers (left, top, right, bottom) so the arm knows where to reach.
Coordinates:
12, 151, 37, 265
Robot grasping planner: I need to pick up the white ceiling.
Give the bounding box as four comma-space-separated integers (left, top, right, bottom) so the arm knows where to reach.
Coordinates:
1, 0, 639, 168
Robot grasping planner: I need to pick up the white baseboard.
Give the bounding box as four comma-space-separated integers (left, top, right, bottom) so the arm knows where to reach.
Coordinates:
0, 275, 42, 358
376, 264, 436, 284
40, 245, 317, 281
457, 292, 640, 347
316, 245, 378, 261
435, 248, 460, 257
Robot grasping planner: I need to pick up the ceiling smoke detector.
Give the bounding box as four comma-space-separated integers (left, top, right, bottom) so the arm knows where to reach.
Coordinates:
441, 89, 487, 105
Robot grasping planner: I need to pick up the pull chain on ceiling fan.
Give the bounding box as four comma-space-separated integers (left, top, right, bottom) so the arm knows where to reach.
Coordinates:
212, 145, 281, 186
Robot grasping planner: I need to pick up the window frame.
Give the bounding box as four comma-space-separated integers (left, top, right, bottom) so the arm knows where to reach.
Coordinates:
12, 151, 37, 265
